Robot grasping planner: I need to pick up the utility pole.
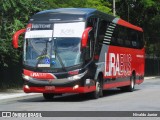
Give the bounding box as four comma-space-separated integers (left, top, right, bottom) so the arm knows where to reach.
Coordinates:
113, 0, 116, 16
128, 3, 129, 22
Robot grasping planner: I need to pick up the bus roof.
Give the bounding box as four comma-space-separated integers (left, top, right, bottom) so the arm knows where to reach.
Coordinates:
30, 8, 115, 23
30, 8, 143, 32
37, 8, 97, 15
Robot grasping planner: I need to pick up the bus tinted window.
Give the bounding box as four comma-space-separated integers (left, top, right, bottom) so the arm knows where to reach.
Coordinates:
97, 20, 109, 45
97, 20, 116, 46
109, 24, 144, 49
137, 32, 144, 49
128, 29, 144, 49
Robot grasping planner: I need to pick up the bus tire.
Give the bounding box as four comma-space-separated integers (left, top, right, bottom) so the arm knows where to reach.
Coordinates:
90, 77, 103, 99
43, 93, 54, 100
99, 76, 103, 97
120, 74, 135, 92
128, 74, 135, 92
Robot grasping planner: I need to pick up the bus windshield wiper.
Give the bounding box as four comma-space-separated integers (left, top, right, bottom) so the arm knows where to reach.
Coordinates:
36, 48, 48, 67
55, 50, 67, 72
36, 41, 49, 68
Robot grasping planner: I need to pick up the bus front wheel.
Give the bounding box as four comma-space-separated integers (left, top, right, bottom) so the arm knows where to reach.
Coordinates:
90, 77, 103, 99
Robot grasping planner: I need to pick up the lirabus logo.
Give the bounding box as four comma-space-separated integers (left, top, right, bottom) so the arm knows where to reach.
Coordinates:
105, 53, 132, 77
31, 73, 46, 77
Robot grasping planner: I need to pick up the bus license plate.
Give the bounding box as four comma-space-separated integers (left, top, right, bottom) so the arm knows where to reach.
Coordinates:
45, 86, 55, 90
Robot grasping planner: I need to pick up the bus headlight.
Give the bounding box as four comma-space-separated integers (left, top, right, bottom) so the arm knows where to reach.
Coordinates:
22, 74, 31, 81
24, 85, 30, 89
73, 85, 79, 90
68, 70, 87, 80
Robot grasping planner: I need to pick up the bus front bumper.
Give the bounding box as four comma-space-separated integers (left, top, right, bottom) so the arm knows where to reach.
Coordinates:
23, 70, 96, 94
23, 85, 96, 94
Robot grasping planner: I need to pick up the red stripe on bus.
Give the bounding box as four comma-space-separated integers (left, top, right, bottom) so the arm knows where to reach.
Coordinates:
23, 86, 96, 93
103, 81, 130, 89
23, 69, 56, 79
117, 19, 143, 32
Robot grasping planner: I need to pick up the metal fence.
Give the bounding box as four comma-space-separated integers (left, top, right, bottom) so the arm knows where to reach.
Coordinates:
0, 62, 23, 89
145, 58, 160, 76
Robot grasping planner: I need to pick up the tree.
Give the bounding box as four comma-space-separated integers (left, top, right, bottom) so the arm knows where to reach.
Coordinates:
44, 0, 112, 14
110, 0, 160, 57
0, 0, 46, 66
0, 0, 112, 66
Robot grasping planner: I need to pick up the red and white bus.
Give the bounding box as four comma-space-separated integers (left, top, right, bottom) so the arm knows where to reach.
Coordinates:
12, 8, 145, 99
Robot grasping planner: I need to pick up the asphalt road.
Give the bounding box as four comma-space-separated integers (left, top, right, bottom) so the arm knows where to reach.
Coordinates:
0, 77, 160, 120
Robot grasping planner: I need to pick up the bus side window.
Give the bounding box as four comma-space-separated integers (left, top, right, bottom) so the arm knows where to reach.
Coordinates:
95, 19, 109, 57
98, 20, 108, 42
129, 31, 139, 48
111, 24, 118, 46
111, 25, 129, 47
117, 31, 124, 46
115, 26, 127, 47
87, 17, 97, 37
125, 39, 131, 47
85, 30, 94, 60
124, 28, 131, 47
137, 32, 144, 49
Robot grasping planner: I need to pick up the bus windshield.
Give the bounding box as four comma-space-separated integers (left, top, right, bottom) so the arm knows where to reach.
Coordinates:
24, 37, 83, 68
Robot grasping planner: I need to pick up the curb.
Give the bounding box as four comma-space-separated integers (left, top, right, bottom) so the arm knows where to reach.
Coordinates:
0, 92, 40, 100
144, 76, 158, 80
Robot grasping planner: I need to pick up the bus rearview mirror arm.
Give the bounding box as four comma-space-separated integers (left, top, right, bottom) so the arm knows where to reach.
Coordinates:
12, 29, 26, 48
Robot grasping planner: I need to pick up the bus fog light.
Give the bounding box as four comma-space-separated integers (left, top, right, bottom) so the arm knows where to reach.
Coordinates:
73, 85, 79, 90
86, 79, 91, 84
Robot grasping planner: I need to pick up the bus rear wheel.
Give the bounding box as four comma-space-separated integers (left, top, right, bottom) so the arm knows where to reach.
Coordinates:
43, 93, 54, 100
120, 75, 135, 92
128, 75, 135, 92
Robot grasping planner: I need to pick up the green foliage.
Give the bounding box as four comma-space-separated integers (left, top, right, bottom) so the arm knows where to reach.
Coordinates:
85, 0, 111, 13
44, 0, 112, 14
0, 0, 111, 67
112, 0, 160, 57
0, 0, 46, 66
140, 0, 155, 8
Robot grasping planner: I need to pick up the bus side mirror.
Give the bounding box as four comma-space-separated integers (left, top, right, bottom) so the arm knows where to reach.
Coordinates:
12, 29, 26, 48
81, 27, 93, 48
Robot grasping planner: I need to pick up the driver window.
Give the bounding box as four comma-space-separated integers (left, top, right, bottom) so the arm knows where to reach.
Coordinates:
85, 17, 97, 60
85, 30, 94, 60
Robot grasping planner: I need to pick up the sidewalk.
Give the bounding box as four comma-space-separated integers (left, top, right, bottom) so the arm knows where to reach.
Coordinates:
0, 76, 158, 100
0, 89, 39, 100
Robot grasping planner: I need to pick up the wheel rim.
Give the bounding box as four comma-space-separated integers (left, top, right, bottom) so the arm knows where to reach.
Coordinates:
131, 76, 134, 89
96, 81, 100, 93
